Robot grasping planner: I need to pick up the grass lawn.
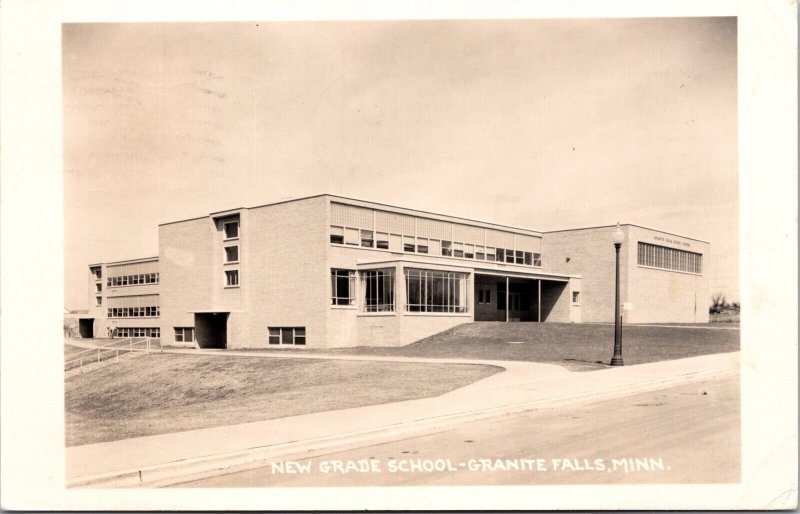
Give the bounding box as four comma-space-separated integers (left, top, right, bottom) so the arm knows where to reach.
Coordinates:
65, 354, 499, 447
255, 322, 740, 371
65, 344, 93, 357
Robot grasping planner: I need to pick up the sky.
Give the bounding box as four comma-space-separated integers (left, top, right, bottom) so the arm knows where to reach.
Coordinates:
63, 18, 738, 309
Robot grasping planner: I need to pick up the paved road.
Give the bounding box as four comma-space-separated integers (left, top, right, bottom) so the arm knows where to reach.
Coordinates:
175, 374, 740, 487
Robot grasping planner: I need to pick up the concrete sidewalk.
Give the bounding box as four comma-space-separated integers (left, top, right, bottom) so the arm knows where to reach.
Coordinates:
66, 351, 739, 488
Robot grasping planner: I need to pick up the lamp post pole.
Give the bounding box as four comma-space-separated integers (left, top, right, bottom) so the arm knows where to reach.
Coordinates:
610, 224, 624, 366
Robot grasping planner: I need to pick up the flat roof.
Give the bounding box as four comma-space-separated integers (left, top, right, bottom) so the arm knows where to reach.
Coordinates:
544, 223, 709, 244
159, 193, 543, 236
90, 256, 159, 267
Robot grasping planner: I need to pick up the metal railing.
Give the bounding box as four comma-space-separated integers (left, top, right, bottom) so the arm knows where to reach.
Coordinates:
65, 337, 162, 372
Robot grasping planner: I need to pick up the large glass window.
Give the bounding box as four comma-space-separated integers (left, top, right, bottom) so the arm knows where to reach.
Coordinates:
404, 268, 468, 313
361, 269, 395, 312
331, 269, 356, 306
637, 242, 702, 274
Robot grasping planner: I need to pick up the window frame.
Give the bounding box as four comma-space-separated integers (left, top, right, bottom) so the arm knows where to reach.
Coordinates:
223, 220, 239, 240
268, 327, 306, 346
224, 245, 240, 264
225, 269, 240, 288
331, 268, 357, 306
361, 268, 396, 313
404, 268, 468, 314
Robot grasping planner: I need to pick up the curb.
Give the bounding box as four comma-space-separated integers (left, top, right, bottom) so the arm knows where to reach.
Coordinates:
67, 363, 738, 488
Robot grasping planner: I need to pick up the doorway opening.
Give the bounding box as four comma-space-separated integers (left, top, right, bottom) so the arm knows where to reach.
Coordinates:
194, 312, 229, 349
78, 318, 94, 338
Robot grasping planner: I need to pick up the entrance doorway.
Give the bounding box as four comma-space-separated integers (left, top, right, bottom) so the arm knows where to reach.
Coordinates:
474, 274, 540, 322
194, 312, 229, 349
78, 318, 94, 338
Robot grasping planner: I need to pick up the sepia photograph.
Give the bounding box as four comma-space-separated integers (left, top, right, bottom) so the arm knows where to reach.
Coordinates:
1, 0, 797, 511
62, 16, 742, 488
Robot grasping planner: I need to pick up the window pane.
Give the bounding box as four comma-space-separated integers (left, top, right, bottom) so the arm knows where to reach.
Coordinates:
361, 230, 374, 248
226, 270, 239, 286
224, 221, 239, 239
225, 246, 239, 263
268, 327, 280, 344
281, 328, 293, 344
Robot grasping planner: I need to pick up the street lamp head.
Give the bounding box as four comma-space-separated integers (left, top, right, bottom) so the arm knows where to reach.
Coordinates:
612, 223, 625, 245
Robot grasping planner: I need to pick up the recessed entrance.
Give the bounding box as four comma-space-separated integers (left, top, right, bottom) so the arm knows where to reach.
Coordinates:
473, 274, 570, 322
78, 318, 94, 338
194, 312, 229, 349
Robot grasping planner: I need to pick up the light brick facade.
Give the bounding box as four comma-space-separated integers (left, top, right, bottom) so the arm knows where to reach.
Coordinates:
543, 225, 709, 324
80, 196, 709, 347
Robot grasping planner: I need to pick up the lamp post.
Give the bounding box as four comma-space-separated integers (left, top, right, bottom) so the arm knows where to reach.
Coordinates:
610, 223, 625, 366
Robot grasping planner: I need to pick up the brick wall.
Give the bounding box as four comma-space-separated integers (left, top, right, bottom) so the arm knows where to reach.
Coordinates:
543, 227, 629, 323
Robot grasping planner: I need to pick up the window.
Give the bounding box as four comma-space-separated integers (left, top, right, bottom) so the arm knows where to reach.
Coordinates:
95, 283, 102, 293
417, 244, 429, 254
637, 242, 702, 274
224, 221, 239, 239
496, 248, 504, 262
572, 291, 581, 304
330, 226, 344, 244
515, 250, 524, 264
376, 232, 389, 249
268, 327, 306, 345
441, 241, 452, 257
174, 327, 195, 343
225, 270, 239, 287
344, 228, 360, 246
105, 273, 159, 287
505, 250, 515, 264
361, 269, 395, 312
225, 245, 239, 263
404, 243, 416, 252
533, 253, 542, 267
405, 268, 468, 313
360, 230, 374, 248
95, 296, 102, 306
524, 252, 533, 265
331, 269, 356, 306
268, 327, 280, 344
91, 267, 102, 280
114, 327, 159, 338
477, 289, 491, 304
486, 247, 496, 262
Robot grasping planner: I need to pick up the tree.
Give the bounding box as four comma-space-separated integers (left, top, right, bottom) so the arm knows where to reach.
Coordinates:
709, 293, 727, 314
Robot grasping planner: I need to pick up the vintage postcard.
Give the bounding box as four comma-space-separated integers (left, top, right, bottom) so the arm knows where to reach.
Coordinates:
1, 0, 797, 510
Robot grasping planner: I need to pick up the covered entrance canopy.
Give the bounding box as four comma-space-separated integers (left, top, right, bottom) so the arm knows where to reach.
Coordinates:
473, 271, 571, 323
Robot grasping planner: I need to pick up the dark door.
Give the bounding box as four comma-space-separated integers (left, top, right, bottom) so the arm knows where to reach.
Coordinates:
78, 319, 94, 338
194, 313, 229, 349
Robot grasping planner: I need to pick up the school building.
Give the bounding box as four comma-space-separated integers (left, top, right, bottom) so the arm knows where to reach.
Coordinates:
81, 195, 709, 348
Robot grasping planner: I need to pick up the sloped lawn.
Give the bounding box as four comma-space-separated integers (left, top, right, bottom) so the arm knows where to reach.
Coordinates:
65, 353, 499, 446
251, 322, 740, 371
